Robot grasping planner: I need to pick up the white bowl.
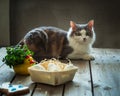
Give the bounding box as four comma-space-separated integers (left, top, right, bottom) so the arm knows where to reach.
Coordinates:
28, 64, 78, 86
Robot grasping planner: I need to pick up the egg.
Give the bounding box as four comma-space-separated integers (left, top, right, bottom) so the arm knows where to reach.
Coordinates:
64, 64, 74, 70
33, 64, 46, 71
47, 63, 61, 71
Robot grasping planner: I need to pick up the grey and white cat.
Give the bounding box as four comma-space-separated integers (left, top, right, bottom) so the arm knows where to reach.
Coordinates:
19, 20, 96, 61
67, 20, 96, 60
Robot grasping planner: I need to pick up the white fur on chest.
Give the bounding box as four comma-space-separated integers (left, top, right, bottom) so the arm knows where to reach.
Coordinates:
67, 38, 91, 59
66, 27, 95, 59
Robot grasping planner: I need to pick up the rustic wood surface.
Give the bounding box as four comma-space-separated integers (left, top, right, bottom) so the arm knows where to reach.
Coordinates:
64, 61, 92, 96
0, 48, 6, 67
91, 48, 120, 96
0, 48, 120, 96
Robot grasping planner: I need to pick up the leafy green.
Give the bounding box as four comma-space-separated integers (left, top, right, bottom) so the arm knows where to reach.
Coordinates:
2, 45, 34, 68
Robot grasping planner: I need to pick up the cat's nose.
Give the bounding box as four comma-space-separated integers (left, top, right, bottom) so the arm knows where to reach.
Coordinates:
83, 38, 86, 41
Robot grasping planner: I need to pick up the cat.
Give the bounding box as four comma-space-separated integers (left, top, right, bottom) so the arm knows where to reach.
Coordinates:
19, 20, 96, 62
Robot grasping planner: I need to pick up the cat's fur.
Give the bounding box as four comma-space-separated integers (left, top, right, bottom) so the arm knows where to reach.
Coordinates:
19, 20, 95, 61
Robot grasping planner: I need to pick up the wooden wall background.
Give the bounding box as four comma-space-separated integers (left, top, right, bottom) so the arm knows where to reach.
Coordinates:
0, 0, 9, 46
0, 0, 120, 48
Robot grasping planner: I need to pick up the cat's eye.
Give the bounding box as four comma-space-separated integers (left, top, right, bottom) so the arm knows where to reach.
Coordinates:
75, 32, 81, 36
86, 32, 89, 36
86, 31, 92, 36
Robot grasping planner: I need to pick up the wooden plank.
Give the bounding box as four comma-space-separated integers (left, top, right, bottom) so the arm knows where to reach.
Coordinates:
0, 48, 15, 96
64, 61, 92, 96
0, 64, 15, 85
33, 83, 64, 96
11, 75, 35, 96
0, 47, 6, 67
0, 64, 15, 96
91, 48, 120, 96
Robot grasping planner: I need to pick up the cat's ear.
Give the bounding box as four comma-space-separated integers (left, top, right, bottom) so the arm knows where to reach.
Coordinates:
88, 20, 94, 30
70, 21, 77, 31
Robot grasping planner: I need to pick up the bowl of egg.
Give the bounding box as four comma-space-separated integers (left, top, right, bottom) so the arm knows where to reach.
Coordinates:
28, 58, 78, 85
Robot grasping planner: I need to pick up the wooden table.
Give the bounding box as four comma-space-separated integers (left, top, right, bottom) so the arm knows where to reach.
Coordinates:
0, 48, 120, 96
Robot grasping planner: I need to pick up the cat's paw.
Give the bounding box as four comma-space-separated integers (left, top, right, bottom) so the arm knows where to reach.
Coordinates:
82, 54, 95, 61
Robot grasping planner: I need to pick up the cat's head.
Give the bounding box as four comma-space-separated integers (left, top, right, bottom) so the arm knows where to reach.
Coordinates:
68, 20, 95, 44
24, 29, 48, 52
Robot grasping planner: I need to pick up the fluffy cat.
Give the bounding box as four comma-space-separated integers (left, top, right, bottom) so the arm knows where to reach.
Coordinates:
19, 20, 95, 61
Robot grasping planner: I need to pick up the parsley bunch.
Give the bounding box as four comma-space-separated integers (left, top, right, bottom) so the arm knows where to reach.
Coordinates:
2, 45, 34, 68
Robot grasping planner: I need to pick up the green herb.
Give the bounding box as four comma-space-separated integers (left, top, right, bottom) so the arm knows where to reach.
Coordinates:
2, 45, 34, 68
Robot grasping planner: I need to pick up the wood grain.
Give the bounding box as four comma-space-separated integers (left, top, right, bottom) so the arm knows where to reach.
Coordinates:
11, 75, 35, 96
33, 83, 64, 96
0, 47, 6, 67
91, 48, 120, 96
64, 60, 92, 96
0, 48, 120, 96
0, 64, 15, 85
